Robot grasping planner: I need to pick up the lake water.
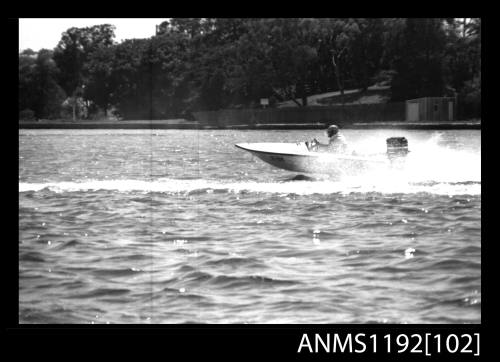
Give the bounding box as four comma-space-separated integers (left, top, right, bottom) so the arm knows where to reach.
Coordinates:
19, 129, 481, 324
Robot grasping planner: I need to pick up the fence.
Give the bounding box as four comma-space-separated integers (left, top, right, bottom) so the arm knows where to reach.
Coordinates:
193, 103, 406, 127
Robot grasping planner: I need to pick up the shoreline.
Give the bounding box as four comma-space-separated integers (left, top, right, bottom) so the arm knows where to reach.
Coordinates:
19, 120, 481, 130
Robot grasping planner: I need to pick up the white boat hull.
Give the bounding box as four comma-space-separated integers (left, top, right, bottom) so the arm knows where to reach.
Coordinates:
235, 142, 386, 175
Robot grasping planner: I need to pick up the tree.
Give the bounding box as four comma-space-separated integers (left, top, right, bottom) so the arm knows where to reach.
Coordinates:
385, 18, 447, 101
349, 18, 385, 91
441, 18, 481, 118
85, 46, 115, 117
230, 18, 322, 107
313, 18, 381, 105
325, 19, 356, 105
19, 49, 66, 119
150, 31, 194, 117
53, 24, 116, 120
157, 18, 208, 38
19, 49, 38, 114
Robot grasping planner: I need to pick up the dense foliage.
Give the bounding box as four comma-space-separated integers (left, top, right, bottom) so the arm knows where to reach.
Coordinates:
19, 18, 481, 120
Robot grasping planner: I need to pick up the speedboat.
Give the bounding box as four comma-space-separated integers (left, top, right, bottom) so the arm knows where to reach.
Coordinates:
235, 138, 409, 175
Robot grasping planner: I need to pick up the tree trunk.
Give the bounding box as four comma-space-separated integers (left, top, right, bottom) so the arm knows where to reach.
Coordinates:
300, 82, 308, 106
72, 98, 76, 121
332, 54, 345, 106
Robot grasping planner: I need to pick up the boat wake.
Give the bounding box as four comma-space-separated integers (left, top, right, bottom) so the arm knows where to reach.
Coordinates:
19, 177, 480, 196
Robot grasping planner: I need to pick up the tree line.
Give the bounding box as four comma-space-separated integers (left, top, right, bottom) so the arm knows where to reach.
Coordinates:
19, 18, 481, 121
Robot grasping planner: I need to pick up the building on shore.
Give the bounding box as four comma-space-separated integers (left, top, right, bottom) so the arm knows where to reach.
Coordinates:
406, 97, 456, 122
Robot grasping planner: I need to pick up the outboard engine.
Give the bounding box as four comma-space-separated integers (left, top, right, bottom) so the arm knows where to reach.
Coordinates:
386, 137, 409, 162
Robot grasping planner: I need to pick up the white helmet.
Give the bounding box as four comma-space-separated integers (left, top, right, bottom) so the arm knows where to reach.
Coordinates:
327, 125, 339, 137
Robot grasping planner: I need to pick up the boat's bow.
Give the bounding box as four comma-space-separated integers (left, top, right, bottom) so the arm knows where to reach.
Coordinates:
235, 142, 315, 173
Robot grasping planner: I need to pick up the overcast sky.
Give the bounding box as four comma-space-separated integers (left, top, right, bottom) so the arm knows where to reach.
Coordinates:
19, 18, 169, 52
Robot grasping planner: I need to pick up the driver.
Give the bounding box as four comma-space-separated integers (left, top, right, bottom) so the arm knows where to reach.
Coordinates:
308, 125, 348, 153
